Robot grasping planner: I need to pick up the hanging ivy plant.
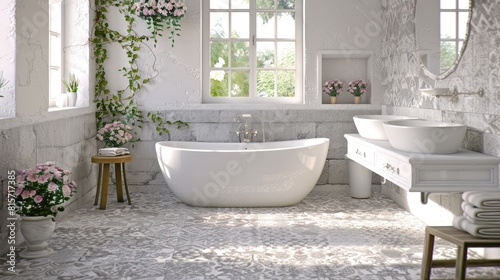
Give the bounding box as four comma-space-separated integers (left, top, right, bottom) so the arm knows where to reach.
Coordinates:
91, 0, 188, 140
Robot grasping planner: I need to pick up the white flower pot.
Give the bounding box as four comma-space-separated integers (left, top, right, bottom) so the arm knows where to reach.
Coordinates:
67, 91, 77, 107
19, 216, 56, 259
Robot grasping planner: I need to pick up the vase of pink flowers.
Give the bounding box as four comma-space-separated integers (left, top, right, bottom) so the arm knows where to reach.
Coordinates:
323, 80, 343, 104
15, 161, 77, 258
347, 80, 367, 104
96, 121, 134, 147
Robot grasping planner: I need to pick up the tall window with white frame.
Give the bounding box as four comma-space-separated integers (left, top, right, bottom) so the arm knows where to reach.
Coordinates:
49, 0, 63, 106
202, 0, 303, 104
439, 0, 468, 73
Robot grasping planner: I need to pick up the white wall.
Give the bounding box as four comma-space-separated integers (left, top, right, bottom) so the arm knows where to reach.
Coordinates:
0, 0, 16, 118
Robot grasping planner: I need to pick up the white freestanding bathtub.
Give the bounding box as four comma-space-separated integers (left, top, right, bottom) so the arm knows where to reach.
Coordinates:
155, 138, 330, 207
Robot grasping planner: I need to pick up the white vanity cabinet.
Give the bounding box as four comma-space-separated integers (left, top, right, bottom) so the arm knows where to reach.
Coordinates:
345, 134, 500, 199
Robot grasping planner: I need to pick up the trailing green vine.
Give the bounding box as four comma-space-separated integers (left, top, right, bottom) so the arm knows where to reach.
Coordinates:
91, 0, 187, 140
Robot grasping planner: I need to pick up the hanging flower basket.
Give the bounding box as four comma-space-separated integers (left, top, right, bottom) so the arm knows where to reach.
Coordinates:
131, 0, 187, 47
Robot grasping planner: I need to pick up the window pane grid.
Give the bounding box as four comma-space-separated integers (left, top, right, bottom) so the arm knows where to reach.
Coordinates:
206, 0, 301, 102
439, 0, 468, 74
49, 0, 63, 100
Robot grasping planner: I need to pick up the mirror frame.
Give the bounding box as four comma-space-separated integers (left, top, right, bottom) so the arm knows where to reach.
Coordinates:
414, 0, 474, 80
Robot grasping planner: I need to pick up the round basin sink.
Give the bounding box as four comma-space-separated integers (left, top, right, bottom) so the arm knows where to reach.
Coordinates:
353, 115, 419, 140
382, 120, 467, 154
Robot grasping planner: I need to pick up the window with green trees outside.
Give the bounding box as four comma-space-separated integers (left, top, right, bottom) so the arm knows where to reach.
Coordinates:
202, 0, 303, 104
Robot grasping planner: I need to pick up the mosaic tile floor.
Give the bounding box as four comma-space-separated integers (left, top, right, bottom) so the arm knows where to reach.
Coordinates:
2, 185, 500, 280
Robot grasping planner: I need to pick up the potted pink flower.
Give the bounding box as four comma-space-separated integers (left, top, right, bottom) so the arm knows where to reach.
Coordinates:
15, 162, 76, 217
15, 161, 76, 258
323, 80, 343, 104
347, 80, 368, 104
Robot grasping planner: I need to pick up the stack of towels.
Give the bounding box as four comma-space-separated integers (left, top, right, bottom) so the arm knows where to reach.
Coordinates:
452, 191, 500, 239
98, 147, 130, 157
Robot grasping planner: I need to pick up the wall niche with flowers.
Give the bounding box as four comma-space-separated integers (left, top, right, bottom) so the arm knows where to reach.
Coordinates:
317, 50, 373, 105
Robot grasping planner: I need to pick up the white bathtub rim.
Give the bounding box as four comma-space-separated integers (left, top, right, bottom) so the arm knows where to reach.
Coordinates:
155, 137, 330, 153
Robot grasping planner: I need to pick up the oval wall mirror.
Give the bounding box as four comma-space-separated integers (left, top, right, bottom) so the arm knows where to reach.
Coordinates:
415, 0, 473, 80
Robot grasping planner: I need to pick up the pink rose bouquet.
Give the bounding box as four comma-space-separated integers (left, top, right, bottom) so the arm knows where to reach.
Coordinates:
96, 121, 134, 147
323, 80, 344, 96
347, 80, 368, 96
15, 162, 76, 217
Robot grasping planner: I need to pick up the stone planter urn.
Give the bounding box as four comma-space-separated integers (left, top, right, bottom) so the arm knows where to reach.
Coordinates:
19, 216, 56, 259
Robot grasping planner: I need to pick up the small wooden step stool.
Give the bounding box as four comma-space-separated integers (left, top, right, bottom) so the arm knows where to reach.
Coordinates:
421, 226, 500, 280
91, 154, 133, 209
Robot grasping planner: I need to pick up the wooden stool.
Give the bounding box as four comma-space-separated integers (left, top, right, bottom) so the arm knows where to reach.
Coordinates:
421, 226, 500, 280
91, 154, 133, 210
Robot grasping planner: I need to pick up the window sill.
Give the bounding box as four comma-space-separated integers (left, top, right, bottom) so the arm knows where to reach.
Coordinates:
48, 105, 87, 112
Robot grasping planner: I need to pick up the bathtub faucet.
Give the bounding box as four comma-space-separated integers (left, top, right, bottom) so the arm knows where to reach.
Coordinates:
234, 114, 258, 143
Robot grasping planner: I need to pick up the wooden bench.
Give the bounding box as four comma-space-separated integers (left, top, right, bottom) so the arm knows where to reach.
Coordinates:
421, 226, 500, 280
91, 154, 132, 210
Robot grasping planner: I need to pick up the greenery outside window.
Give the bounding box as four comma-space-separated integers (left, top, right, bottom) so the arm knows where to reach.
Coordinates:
49, 0, 63, 105
202, 0, 303, 104
439, 0, 468, 73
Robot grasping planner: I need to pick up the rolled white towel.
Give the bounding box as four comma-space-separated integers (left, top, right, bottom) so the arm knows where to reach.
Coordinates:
464, 213, 500, 225
462, 191, 500, 209
462, 201, 500, 220
452, 216, 500, 239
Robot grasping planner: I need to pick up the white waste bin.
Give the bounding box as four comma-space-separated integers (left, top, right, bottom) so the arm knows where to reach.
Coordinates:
348, 160, 372, 198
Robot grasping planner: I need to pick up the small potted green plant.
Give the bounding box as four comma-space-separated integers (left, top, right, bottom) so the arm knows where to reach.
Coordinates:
0, 71, 8, 98
62, 73, 79, 107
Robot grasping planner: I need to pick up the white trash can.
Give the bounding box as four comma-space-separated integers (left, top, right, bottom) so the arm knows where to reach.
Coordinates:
348, 160, 372, 198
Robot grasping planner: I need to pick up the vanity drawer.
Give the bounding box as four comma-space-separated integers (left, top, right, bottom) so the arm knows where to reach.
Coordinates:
348, 142, 375, 164
375, 153, 411, 181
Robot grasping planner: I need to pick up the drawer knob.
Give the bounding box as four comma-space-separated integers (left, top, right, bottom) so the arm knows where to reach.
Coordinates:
383, 163, 400, 174
355, 149, 366, 158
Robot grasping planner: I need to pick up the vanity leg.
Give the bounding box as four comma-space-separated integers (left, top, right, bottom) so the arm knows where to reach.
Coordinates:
349, 160, 372, 198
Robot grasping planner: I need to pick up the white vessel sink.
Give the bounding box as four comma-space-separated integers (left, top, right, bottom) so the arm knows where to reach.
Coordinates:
383, 119, 467, 154
353, 115, 419, 140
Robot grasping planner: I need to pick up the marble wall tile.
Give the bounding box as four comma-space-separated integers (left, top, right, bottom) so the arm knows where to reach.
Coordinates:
317, 161, 329, 185
262, 110, 299, 123
219, 110, 263, 122
296, 109, 381, 123
381, 0, 500, 224
264, 123, 316, 142
328, 159, 349, 185
1, 125, 37, 173
35, 117, 85, 147
470, 0, 500, 33
83, 114, 97, 140
190, 123, 237, 142
166, 110, 220, 123
36, 147, 64, 166
316, 122, 358, 159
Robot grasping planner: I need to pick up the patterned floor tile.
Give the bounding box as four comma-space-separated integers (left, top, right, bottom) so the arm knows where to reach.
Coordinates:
1, 185, 499, 279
